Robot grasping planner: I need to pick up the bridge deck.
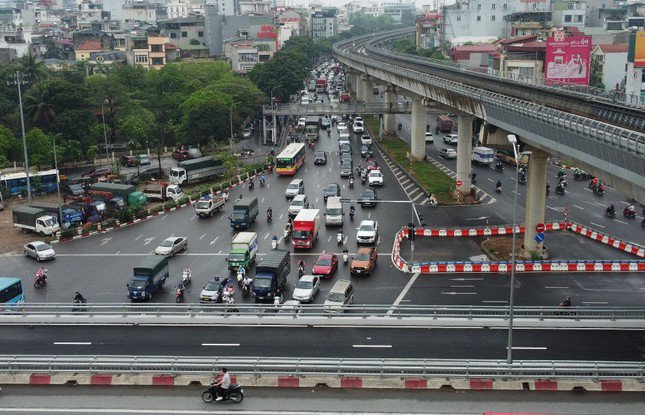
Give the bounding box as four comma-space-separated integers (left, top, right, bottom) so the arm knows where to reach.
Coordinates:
263, 102, 413, 116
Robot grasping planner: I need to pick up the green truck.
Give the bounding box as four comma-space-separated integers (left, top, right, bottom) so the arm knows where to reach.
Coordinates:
127, 255, 169, 301
227, 232, 259, 271
89, 182, 147, 208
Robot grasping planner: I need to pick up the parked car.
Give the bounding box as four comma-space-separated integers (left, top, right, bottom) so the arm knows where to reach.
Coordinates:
62, 183, 85, 197
312, 254, 338, 278
154, 236, 188, 257
360, 188, 378, 207
23, 241, 56, 262
127, 167, 164, 185
439, 148, 457, 159
120, 155, 137, 167
323, 183, 341, 201
81, 166, 112, 179
172, 149, 190, 161
314, 151, 327, 165
137, 154, 151, 166
292, 274, 321, 303
350, 247, 377, 276
356, 220, 378, 244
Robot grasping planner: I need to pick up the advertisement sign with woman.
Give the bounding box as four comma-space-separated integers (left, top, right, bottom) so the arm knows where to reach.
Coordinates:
545, 31, 592, 85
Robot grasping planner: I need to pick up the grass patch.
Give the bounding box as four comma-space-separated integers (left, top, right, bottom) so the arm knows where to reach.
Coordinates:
364, 116, 380, 135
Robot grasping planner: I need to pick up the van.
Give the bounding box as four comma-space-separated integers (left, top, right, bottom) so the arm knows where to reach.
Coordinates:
324, 279, 354, 313
253, 249, 290, 301
285, 179, 305, 199
472, 146, 495, 165
324, 196, 344, 226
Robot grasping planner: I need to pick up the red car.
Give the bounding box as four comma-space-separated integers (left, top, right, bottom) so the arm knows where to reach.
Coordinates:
366, 160, 379, 170
312, 254, 338, 278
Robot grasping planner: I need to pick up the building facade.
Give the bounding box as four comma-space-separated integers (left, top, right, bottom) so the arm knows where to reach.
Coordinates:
311, 8, 337, 43
550, 0, 586, 28
159, 16, 205, 49
591, 43, 628, 91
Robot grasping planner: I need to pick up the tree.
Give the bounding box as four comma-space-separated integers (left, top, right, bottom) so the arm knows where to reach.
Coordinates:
42, 36, 63, 59
25, 128, 53, 168
589, 58, 605, 90
19, 52, 49, 86
85, 74, 134, 145
189, 39, 202, 45
180, 89, 232, 148
0, 125, 18, 168
23, 82, 58, 129
118, 110, 156, 150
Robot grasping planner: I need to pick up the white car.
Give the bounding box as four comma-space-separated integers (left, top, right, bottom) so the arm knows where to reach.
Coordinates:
439, 147, 457, 159
339, 130, 350, 140
298, 117, 306, 127
368, 170, 383, 186
443, 134, 459, 144
278, 300, 303, 314
155, 236, 188, 257
288, 194, 309, 217
242, 128, 252, 138
353, 121, 364, 134
292, 275, 320, 303
356, 220, 378, 244
361, 135, 372, 146
23, 241, 56, 261
336, 122, 347, 132
425, 132, 434, 143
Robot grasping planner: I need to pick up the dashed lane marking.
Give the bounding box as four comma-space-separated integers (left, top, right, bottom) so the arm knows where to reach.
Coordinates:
209, 237, 219, 245
134, 234, 143, 241
199, 233, 206, 240
100, 238, 111, 246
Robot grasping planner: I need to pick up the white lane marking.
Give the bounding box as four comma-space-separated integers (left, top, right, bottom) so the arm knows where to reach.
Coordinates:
264, 233, 270, 240
199, 233, 206, 240
161, 215, 168, 221
545, 286, 569, 289
613, 219, 628, 225
279, 213, 284, 219
451, 277, 484, 281
388, 272, 419, 315
209, 237, 219, 245
53, 342, 91, 345
217, 250, 222, 254
315, 197, 319, 204
100, 238, 111, 246
327, 235, 332, 242
589, 222, 606, 228
450, 285, 474, 288
582, 301, 609, 305
201, 343, 240, 347
512, 191, 521, 196
261, 197, 265, 203
143, 237, 155, 245
482, 300, 508, 304
377, 236, 381, 245
486, 178, 493, 182
344, 236, 349, 245
134, 234, 143, 241
368, 212, 371, 218
572, 204, 584, 210
509, 347, 547, 350
115, 251, 120, 255
441, 292, 477, 295
352, 344, 392, 348
190, 215, 196, 220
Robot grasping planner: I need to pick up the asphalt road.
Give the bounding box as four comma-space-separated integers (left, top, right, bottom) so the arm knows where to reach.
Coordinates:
1, 385, 643, 415
1, 325, 643, 361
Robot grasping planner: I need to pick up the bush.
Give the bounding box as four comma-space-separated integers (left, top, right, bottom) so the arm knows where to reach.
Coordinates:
82, 223, 98, 235
176, 196, 190, 206
135, 208, 149, 219
149, 205, 164, 215
102, 218, 117, 229
163, 200, 177, 210
117, 208, 135, 223
60, 229, 77, 239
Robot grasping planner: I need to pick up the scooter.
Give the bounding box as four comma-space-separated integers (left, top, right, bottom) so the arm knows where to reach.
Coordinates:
181, 268, 192, 285
343, 251, 349, 265
283, 227, 290, 242
623, 208, 636, 219
175, 284, 184, 303
494, 163, 504, 173
349, 210, 355, 221
242, 279, 251, 297
348, 178, 354, 188
593, 187, 604, 196
604, 208, 616, 218
496, 185, 502, 193
518, 174, 527, 185
34, 269, 47, 288
555, 184, 565, 195
298, 265, 305, 278
337, 231, 343, 245
236, 269, 245, 286
202, 383, 245, 404
248, 180, 254, 190
271, 238, 278, 250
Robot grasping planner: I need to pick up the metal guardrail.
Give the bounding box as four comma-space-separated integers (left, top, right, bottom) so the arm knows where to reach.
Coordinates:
0, 355, 642, 379
262, 102, 412, 115
4, 303, 645, 319
334, 40, 645, 156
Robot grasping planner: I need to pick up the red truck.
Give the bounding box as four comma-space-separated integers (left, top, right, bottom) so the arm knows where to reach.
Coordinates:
437, 115, 454, 133
292, 209, 321, 249
315, 78, 327, 93
340, 92, 350, 103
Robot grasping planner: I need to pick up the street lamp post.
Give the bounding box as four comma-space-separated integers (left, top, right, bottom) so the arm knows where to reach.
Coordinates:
506, 134, 520, 364
229, 101, 242, 149
8, 72, 32, 204
53, 133, 63, 232
270, 85, 282, 146
100, 101, 111, 163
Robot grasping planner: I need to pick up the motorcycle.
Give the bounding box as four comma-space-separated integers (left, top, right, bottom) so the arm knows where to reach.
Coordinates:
494, 163, 504, 173
202, 383, 244, 404
181, 268, 192, 285
574, 171, 591, 181
283, 227, 290, 242
518, 174, 527, 185
349, 210, 355, 221
267, 210, 273, 223
34, 269, 47, 288
236, 269, 245, 286
623, 208, 636, 219
593, 187, 604, 196
555, 184, 565, 195
337, 231, 343, 245
495, 185, 502, 193
175, 284, 185, 303
546, 184, 550, 195
271, 238, 278, 250
604, 207, 616, 218
259, 178, 265, 188
242, 279, 251, 297
348, 178, 354, 188
298, 265, 305, 278
343, 252, 349, 265
397, 123, 402, 131
248, 180, 254, 190
361, 173, 367, 184
558, 177, 567, 187
327, 129, 331, 137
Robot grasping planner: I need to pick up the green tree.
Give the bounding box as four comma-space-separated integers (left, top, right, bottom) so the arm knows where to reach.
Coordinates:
86, 73, 134, 145
50, 109, 99, 153
25, 128, 53, 168
0, 125, 18, 167
22, 82, 58, 129
180, 89, 232, 148
19, 52, 49, 86
189, 39, 201, 45
86, 144, 99, 162
42, 36, 63, 59
589, 58, 605, 90
118, 109, 156, 150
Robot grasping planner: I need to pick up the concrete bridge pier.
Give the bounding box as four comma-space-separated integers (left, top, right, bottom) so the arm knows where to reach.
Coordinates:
356, 74, 366, 103
410, 95, 426, 160
522, 148, 549, 258
383, 84, 397, 136
456, 114, 474, 194
361, 75, 372, 104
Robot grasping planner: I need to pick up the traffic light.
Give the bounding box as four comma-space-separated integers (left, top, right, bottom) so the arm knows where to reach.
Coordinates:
408, 222, 415, 241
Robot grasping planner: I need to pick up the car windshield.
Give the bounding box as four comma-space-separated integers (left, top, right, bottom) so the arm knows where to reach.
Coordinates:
316, 258, 331, 266
160, 239, 174, 247
296, 280, 313, 289
35, 244, 50, 251
288, 184, 299, 190
204, 281, 219, 291
355, 252, 370, 261
291, 200, 304, 207
362, 190, 374, 198
359, 224, 374, 232
253, 278, 271, 288
231, 212, 246, 220
228, 253, 246, 262
315, 152, 325, 158
325, 185, 336, 193
130, 280, 147, 290
292, 230, 311, 240
326, 208, 342, 215
195, 201, 210, 209
369, 172, 380, 177
328, 292, 345, 302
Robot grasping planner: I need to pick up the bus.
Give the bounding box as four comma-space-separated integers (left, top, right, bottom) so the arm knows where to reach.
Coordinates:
0, 169, 59, 197
0, 277, 24, 306
305, 116, 320, 140
436, 115, 454, 132
276, 143, 306, 176
495, 148, 529, 166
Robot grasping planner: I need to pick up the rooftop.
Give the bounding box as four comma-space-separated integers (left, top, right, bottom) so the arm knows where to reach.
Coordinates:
75, 40, 102, 51
596, 43, 629, 53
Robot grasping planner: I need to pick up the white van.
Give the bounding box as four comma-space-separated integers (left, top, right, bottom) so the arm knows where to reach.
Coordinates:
472, 146, 495, 165
324, 196, 344, 226
324, 279, 354, 313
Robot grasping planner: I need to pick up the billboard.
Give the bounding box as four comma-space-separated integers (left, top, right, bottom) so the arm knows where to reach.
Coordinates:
545, 33, 592, 85
634, 31, 645, 68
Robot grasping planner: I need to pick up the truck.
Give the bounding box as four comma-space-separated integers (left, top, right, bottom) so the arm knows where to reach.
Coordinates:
127, 255, 169, 301
340, 92, 350, 103
229, 197, 259, 230
87, 190, 125, 212
292, 209, 321, 249
169, 156, 226, 186
227, 231, 258, 271
194, 194, 226, 218
437, 115, 453, 133
143, 181, 184, 203
89, 183, 147, 208
12, 206, 60, 236
304, 116, 319, 140
30, 203, 83, 229
472, 146, 495, 165
316, 77, 327, 93
252, 249, 290, 301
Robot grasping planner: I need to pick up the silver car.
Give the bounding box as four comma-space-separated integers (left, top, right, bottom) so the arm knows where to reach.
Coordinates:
155, 236, 188, 257
23, 241, 56, 261
292, 275, 320, 303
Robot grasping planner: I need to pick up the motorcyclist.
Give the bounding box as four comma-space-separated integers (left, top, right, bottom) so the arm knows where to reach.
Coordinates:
470, 170, 477, 183
625, 204, 635, 216
259, 175, 266, 186
590, 177, 599, 189
342, 247, 349, 263
183, 266, 192, 282
428, 193, 438, 207
397, 122, 402, 131
212, 368, 231, 401
349, 203, 355, 218
267, 207, 273, 219
74, 291, 86, 304
558, 168, 566, 178
560, 296, 572, 308
297, 259, 305, 272
271, 234, 278, 248
248, 178, 255, 190
496, 180, 502, 191
495, 160, 504, 170
606, 203, 615, 216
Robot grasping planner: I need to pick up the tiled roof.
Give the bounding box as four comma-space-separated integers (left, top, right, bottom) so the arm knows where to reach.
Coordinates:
76, 40, 101, 51
597, 44, 628, 53
499, 34, 538, 45
452, 44, 499, 53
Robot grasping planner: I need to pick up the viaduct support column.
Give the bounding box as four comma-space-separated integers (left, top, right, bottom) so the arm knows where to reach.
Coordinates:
383, 83, 396, 136
456, 114, 474, 194
361, 76, 372, 104
522, 149, 549, 257
355, 74, 365, 103
410, 95, 426, 160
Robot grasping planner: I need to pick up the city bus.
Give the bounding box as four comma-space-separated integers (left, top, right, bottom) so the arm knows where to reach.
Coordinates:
275, 143, 306, 176
495, 148, 529, 166
0, 277, 25, 306
0, 169, 59, 197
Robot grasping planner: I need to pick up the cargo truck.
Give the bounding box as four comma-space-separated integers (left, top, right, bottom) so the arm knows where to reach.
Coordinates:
229, 197, 259, 230
143, 181, 184, 203
169, 156, 226, 186
30, 203, 83, 229
12, 206, 60, 235
253, 249, 290, 301
127, 255, 169, 301
227, 232, 258, 271
472, 146, 495, 165
292, 209, 321, 249
194, 194, 226, 218
89, 183, 147, 207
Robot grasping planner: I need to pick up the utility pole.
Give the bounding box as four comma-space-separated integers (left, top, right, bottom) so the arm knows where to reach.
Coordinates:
7, 72, 31, 204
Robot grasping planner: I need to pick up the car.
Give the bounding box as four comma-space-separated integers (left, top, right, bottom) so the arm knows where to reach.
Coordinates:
292, 274, 321, 303
366, 160, 379, 171
360, 134, 372, 146
288, 194, 309, 217
368, 170, 383, 186
80, 166, 112, 179
323, 183, 341, 201
127, 167, 164, 185
340, 163, 353, 177
353, 116, 363, 123
154, 236, 188, 257
339, 143, 351, 154
320, 118, 331, 129
138, 154, 151, 166
23, 241, 56, 261
300, 97, 310, 106
356, 220, 378, 244
312, 253, 338, 278
298, 117, 306, 127
242, 127, 253, 138
171, 149, 190, 161
360, 145, 373, 158
285, 179, 305, 198
200, 278, 228, 303
339, 130, 350, 140
340, 153, 353, 166
277, 300, 303, 315
439, 147, 457, 159
329, 99, 340, 108
350, 247, 377, 276
120, 155, 137, 167
62, 183, 85, 197
339, 138, 351, 149
314, 151, 327, 165
443, 134, 459, 144
359, 188, 378, 207
425, 132, 434, 143
336, 122, 348, 132
352, 121, 364, 134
